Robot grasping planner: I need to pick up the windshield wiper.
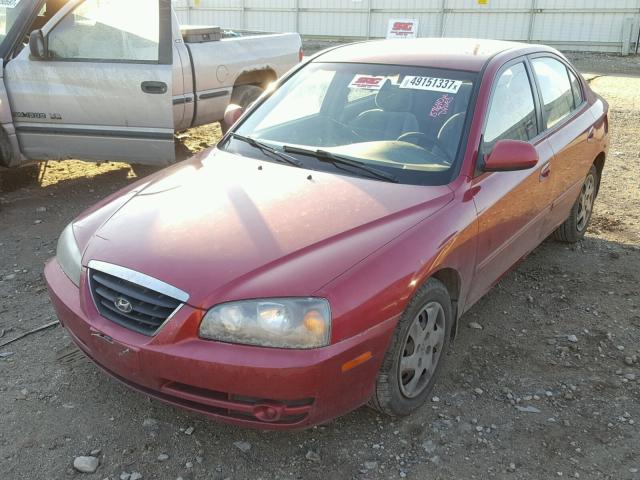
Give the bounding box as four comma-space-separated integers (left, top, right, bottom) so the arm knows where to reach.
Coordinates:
229, 133, 304, 168
282, 145, 399, 183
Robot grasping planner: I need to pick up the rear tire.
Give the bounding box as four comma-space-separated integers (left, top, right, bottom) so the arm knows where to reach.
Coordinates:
553, 165, 598, 243
369, 278, 452, 417
230, 85, 264, 110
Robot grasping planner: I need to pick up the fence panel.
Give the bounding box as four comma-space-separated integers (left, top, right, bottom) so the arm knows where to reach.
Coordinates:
173, 0, 640, 53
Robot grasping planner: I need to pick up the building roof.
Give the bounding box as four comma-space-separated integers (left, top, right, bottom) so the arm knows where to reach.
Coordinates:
314, 38, 537, 72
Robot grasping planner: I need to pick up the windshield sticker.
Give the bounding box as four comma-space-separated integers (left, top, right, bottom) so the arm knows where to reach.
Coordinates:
429, 94, 454, 118
400, 76, 462, 94
0, 0, 20, 7
348, 75, 388, 91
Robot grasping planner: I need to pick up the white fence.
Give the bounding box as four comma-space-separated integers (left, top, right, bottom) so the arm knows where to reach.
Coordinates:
173, 0, 640, 54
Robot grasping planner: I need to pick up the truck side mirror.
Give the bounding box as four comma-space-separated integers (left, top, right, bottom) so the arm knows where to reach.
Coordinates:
29, 30, 47, 60
221, 104, 244, 134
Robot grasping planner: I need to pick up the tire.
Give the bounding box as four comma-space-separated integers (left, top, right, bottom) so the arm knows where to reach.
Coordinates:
230, 85, 264, 110
553, 165, 599, 243
370, 278, 453, 417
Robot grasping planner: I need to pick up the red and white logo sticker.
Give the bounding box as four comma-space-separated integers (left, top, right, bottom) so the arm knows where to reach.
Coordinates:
348, 75, 387, 91
386, 18, 419, 39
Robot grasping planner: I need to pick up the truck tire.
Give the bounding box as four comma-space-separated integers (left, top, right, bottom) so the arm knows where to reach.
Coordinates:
231, 85, 264, 110
0, 126, 19, 168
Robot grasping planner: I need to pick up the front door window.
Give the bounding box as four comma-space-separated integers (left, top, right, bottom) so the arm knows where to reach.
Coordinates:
47, 0, 160, 62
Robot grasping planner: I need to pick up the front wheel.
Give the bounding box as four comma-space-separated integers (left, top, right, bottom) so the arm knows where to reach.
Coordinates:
370, 278, 452, 417
553, 165, 599, 243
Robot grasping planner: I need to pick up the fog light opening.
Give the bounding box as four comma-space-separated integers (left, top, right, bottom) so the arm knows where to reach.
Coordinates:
253, 404, 284, 422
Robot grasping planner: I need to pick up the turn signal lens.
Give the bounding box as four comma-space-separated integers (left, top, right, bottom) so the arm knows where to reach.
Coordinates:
341, 352, 373, 372
303, 309, 326, 335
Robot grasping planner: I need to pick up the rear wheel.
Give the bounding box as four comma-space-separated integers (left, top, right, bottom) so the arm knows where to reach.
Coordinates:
230, 85, 264, 110
553, 165, 598, 243
370, 278, 452, 417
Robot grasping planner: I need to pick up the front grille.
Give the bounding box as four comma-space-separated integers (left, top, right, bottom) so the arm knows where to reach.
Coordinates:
89, 269, 182, 336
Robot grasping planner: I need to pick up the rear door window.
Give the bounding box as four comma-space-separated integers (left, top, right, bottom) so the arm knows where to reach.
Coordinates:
532, 57, 575, 129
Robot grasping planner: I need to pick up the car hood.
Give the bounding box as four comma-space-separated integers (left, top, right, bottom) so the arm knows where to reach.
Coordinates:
83, 149, 453, 308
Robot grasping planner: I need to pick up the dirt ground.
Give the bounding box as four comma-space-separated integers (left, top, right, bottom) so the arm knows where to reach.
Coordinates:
1, 56, 639, 480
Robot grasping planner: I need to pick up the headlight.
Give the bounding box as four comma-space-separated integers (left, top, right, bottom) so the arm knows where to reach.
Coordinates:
56, 223, 82, 287
199, 298, 331, 349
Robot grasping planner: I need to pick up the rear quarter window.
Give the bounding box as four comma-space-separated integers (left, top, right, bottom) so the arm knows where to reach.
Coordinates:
532, 57, 575, 129
567, 68, 584, 109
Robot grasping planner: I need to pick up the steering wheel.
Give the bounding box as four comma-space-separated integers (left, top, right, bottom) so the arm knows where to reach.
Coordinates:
396, 132, 454, 164
328, 118, 366, 143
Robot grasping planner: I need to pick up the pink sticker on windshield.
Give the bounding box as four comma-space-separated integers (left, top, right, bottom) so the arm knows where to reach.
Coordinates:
429, 94, 453, 118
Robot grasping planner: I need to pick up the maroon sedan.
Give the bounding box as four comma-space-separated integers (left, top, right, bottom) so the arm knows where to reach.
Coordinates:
45, 39, 608, 429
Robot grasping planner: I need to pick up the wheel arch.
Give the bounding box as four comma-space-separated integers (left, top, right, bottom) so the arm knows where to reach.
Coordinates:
429, 267, 462, 341
233, 68, 278, 90
593, 152, 605, 197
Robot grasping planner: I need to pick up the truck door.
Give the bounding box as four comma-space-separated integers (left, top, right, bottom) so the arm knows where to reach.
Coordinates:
5, 0, 175, 165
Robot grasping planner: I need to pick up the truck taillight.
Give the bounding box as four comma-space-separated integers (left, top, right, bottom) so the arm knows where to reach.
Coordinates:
299, 47, 304, 62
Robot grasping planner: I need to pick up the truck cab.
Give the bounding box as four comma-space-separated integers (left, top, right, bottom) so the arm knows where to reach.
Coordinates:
0, 0, 302, 168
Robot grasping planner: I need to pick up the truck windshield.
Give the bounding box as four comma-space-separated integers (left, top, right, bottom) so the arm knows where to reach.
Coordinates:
226, 62, 477, 186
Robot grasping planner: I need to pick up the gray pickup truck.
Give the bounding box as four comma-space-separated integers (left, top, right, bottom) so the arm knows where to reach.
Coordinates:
0, 0, 302, 167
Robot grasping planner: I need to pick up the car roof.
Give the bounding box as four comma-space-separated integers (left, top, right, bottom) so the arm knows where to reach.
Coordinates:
313, 38, 546, 72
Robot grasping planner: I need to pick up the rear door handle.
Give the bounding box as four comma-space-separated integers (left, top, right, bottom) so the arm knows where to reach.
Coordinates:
540, 162, 551, 181
587, 127, 596, 143
141, 81, 168, 95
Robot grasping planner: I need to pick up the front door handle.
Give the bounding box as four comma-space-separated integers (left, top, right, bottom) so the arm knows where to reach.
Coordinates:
141, 81, 168, 95
540, 162, 551, 181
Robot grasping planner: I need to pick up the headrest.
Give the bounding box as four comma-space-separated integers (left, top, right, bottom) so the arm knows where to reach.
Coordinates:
375, 80, 413, 112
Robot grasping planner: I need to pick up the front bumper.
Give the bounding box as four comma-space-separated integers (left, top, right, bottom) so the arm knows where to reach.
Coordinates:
44, 259, 397, 429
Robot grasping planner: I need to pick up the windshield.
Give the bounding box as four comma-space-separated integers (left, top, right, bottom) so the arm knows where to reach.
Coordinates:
224, 62, 477, 185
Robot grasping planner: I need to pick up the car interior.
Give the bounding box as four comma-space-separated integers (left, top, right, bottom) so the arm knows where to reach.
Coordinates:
252, 75, 474, 172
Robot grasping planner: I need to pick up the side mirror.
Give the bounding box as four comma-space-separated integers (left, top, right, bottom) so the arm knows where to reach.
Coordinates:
221, 104, 244, 134
29, 30, 47, 60
483, 140, 539, 172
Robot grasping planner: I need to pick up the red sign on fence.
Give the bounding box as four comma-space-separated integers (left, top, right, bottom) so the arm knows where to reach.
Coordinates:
386, 18, 419, 39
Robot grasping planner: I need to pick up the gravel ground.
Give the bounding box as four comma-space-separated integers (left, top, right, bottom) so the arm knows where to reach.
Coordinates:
0, 60, 639, 480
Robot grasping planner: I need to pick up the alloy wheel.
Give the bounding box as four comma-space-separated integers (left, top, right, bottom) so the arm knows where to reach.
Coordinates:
577, 173, 596, 232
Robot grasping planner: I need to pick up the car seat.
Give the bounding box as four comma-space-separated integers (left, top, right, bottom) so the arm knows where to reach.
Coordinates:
349, 80, 419, 141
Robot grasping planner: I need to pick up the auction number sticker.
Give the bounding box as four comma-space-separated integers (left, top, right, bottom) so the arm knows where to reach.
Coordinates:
348, 75, 388, 91
400, 76, 462, 94
0, 0, 20, 7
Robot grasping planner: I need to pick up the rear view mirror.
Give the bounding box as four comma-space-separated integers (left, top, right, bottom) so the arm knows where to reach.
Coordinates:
222, 104, 244, 134
483, 140, 538, 172
29, 30, 47, 60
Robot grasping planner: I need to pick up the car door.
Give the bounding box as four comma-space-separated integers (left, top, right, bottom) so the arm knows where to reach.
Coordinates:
467, 60, 554, 305
5, 0, 175, 165
529, 55, 601, 235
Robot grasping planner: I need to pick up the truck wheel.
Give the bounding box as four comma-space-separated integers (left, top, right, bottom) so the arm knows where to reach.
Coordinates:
231, 85, 264, 110
0, 126, 19, 168
553, 165, 598, 243
369, 278, 453, 417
